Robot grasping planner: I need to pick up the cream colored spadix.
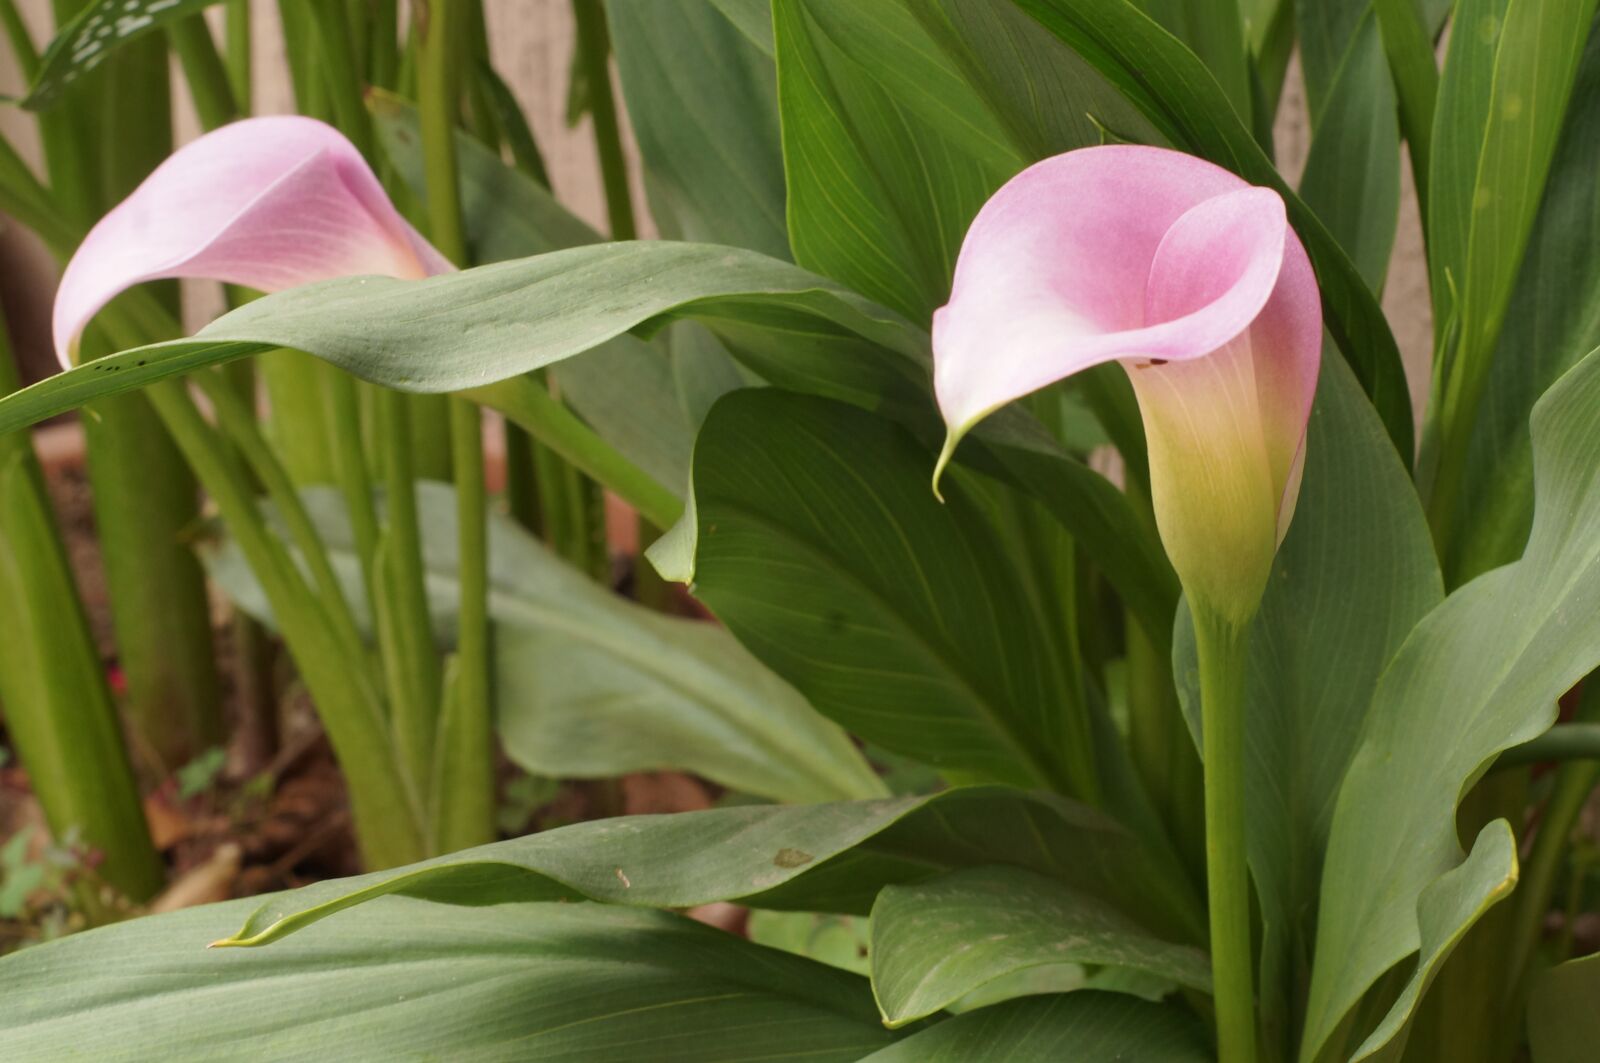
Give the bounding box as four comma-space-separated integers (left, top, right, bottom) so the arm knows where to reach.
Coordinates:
932, 145, 1320, 623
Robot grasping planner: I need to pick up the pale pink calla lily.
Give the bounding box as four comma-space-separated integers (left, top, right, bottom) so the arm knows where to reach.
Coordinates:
53, 115, 452, 368
933, 145, 1320, 622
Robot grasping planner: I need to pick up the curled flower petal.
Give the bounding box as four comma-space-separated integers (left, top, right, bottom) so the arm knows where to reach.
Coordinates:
53, 116, 450, 367
933, 145, 1321, 622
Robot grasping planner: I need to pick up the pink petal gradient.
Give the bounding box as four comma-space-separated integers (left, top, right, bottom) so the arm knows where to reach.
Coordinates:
53, 116, 451, 367
933, 145, 1321, 621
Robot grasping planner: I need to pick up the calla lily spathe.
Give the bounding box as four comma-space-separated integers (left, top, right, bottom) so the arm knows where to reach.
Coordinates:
933, 145, 1321, 623
53, 115, 451, 368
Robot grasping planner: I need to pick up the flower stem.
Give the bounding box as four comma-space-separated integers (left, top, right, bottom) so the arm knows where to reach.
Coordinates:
418, 0, 495, 850
570, 0, 635, 242
1507, 676, 1600, 1004
167, 14, 239, 131
0, 308, 163, 904
1192, 603, 1257, 1063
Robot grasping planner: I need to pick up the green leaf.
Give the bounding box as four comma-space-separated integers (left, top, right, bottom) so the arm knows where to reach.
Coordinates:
608, 0, 789, 258
214, 788, 1198, 950
1453, 27, 1600, 580
906, 0, 1161, 159
1528, 948, 1600, 1062
1172, 355, 1442, 1056
981, 439, 1178, 652
1374, 0, 1443, 210
748, 910, 873, 975
1343, 821, 1518, 1061
1425, 0, 1599, 503
476, 62, 553, 187
0, 241, 930, 435
1297, 0, 1374, 122
374, 90, 700, 495
690, 388, 1083, 793
20, 0, 219, 109
710, 0, 777, 53
1012, 0, 1415, 462
1152, 0, 1255, 122
1302, 345, 1600, 1061
544, 336, 696, 494
856, 992, 1213, 1062
868, 865, 1211, 1026
1297, 11, 1402, 291
0, 898, 896, 1061
775, 0, 1017, 321
205, 483, 884, 806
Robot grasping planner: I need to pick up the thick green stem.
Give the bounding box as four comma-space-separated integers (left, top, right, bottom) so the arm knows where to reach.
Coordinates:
570, 0, 635, 241
467, 376, 682, 530
0, 0, 39, 83
196, 372, 368, 662
300, 0, 374, 156
1193, 604, 1257, 1063
276, 0, 327, 119
5, 127, 424, 866
371, 388, 444, 794
1507, 679, 1600, 1003
1496, 721, 1600, 769
71, 24, 223, 772
419, 0, 495, 850
0, 310, 163, 903
434, 399, 495, 849
144, 378, 425, 867
167, 14, 239, 130
504, 424, 543, 531
224, 0, 252, 112
370, 0, 400, 89
1128, 612, 1206, 879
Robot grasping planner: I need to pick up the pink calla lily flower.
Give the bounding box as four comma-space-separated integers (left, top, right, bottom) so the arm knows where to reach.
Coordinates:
933, 145, 1321, 622
53, 115, 452, 368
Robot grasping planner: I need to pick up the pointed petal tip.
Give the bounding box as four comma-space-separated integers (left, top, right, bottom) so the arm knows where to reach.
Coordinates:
54, 334, 78, 372
931, 426, 966, 503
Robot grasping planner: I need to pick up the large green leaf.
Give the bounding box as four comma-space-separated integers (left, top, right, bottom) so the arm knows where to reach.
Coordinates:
774, 0, 1158, 323
1426, 0, 1598, 487
856, 992, 1212, 1062
904, 0, 1162, 159
984, 439, 1179, 650
205, 483, 884, 806
1453, 27, 1600, 580
0, 241, 930, 434
1011, 0, 1415, 461
213, 788, 1202, 948
1297, 11, 1402, 290
609, 0, 790, 258
0, 898, 895, 1061
1343, 821, 1518, 1061
1302, 345, 1600, 1061
1528, 949, 1600, 1062
775, 0, 1016, 321
1298, 0, 1373, 122
868, 865, 1211, 1026
689, 388, 1082, 793
1172, 355, 1442, 1056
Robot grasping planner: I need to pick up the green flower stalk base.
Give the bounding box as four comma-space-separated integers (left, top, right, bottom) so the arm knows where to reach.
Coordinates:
1193, 603, 1257, 1063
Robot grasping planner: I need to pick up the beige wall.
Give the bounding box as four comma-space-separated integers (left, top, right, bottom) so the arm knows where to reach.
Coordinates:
1, 2, 1429, 405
